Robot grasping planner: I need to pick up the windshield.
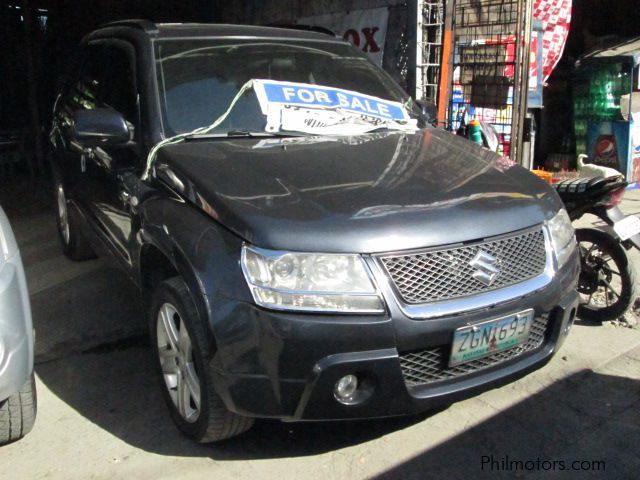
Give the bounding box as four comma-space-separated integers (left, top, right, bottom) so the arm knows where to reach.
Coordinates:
154, 39, 417, 137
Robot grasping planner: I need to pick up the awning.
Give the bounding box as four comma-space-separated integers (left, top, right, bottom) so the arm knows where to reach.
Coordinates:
581, 36, 640, 66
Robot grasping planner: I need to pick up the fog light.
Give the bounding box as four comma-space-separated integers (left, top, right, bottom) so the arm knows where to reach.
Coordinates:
334, 374, 358, 404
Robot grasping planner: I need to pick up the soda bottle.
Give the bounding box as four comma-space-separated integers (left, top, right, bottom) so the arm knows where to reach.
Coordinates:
468, 119, 483, 146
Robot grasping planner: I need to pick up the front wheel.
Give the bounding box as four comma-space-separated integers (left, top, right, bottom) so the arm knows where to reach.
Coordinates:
150, 277, 254, 442
576, 228, 638, 322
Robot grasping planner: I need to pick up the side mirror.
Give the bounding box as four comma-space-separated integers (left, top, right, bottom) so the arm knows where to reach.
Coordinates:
415, 99, 437, 125
72, 108, 130, 147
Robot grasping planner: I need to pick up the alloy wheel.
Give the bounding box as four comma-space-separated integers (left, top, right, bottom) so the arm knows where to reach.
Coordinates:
56, 184, 70, 245
156, 303, 201, 423
578, 241, 623, 309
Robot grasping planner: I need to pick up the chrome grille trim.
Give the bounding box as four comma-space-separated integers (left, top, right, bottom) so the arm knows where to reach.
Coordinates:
399, 314, 550, 388
372, 226, 555, 319
380, 228, 547, 304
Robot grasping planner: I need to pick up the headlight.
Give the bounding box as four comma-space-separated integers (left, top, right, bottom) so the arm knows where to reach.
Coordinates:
547, 208, 576, 268
241, 246, 385, 313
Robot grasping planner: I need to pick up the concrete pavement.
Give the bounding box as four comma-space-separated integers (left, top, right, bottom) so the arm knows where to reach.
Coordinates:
1, 191, 639, 479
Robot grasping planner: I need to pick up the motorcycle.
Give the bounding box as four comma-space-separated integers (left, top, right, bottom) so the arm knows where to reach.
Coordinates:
465, 117, 639, 322
554, 175, 640, 322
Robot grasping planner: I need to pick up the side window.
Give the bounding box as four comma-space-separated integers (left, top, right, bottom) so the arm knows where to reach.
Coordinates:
74, 44, 105, 110
101, 45, 138, 127
60, 41, 138, 138
58, 44, 104, 131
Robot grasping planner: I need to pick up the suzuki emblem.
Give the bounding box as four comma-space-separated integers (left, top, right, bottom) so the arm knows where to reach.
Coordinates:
470, 250, 500, 286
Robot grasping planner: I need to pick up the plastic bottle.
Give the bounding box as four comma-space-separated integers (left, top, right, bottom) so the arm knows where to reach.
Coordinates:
605, 71, 616, 119
468, 119, 483, 146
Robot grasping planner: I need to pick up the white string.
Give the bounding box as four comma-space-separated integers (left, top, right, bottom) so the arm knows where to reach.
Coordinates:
142, 79, 255, 180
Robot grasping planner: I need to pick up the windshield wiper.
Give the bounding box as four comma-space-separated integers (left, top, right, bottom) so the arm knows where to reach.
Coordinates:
186, 130, 308, 139
227, 129, 256, 137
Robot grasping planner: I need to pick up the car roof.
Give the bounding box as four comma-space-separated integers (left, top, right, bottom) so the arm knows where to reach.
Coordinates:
158, 23, 338, 40
97, 20, 344, 43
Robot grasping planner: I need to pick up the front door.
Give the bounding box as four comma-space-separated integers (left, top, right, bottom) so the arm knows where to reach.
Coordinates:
79, 40, 142, 269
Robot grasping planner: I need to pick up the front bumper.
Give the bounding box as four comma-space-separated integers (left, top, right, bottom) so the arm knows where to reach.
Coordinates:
208, 251, 579, 421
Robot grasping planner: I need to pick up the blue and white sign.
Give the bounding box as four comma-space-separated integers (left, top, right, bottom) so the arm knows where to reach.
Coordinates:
253, 79, 410, 123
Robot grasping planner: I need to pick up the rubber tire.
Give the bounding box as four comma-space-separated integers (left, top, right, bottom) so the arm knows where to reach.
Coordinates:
150, 277, 254, 442
53, 171, 96, 262
0, 373, 37, 445
576, 228, 638, 322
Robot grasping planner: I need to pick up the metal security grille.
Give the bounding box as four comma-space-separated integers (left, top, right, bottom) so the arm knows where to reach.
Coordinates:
446, 0, 532, 161
380, 228, 547, 304
400, 314, 549, 387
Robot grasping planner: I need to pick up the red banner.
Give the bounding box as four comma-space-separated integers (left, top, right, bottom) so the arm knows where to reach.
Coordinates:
532, 0, 572, 82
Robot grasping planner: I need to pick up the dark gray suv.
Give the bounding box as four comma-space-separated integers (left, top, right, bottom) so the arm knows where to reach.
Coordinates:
50, 21, 580, 442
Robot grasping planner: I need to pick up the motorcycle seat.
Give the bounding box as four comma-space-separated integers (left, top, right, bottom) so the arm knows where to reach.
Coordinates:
553, 175, 626, 199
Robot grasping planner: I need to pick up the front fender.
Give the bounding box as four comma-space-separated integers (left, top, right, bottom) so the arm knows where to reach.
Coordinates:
136, 196, 253, 337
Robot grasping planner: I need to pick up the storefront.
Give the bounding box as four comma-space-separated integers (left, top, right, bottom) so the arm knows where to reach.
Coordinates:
536, 0, 640, 185
2, 0, 640, 186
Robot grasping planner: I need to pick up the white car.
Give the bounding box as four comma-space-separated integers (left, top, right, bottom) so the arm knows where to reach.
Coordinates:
0, 206, 36, 444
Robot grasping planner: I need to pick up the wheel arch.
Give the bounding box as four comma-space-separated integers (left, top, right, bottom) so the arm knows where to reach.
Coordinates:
136, 198, 253, 360
138, 238, 218, 353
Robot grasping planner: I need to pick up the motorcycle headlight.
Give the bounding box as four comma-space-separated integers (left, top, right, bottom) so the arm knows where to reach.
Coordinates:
241, 246, 385, 313
547, 208, 576, 268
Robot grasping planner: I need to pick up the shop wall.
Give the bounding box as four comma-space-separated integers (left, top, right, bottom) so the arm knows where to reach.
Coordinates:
217, 0, 406, 25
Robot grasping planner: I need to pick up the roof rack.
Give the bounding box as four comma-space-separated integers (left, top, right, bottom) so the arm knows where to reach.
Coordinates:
101, 19, 159, 35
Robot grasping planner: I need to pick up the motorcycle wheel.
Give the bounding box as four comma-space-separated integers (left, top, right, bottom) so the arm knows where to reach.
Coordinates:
576, 228, 638, 323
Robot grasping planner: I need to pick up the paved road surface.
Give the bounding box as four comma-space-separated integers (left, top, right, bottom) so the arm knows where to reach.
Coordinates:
2, 190, 639, 479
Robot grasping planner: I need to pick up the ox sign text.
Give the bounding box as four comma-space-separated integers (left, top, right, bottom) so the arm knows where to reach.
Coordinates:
297, 7, 390, 66
343, 27, 382, 53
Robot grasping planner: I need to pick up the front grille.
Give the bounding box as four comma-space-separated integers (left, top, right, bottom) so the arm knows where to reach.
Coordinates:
399, 314, 549, 388
379, 228, 547, 304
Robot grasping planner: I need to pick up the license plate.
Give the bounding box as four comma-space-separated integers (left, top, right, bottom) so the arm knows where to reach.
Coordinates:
613, 215, 640, 241
449, 310, 534, 366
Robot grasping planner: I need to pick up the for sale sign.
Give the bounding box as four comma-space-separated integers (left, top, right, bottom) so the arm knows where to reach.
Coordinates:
297, 7, 389, 66
254, 80, 409, 122
253, 79, 415, 135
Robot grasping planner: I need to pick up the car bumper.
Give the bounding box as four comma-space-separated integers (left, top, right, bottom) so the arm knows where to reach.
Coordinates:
0, 252, 34, 402
208, 253, 579, 421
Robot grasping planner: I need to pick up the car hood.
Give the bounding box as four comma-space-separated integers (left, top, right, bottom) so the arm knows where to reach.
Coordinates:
154, 129, 562, 253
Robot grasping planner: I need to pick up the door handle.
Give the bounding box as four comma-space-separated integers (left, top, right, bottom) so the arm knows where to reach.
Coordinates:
80, 148, 99, 173
119, 190, 139, 207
